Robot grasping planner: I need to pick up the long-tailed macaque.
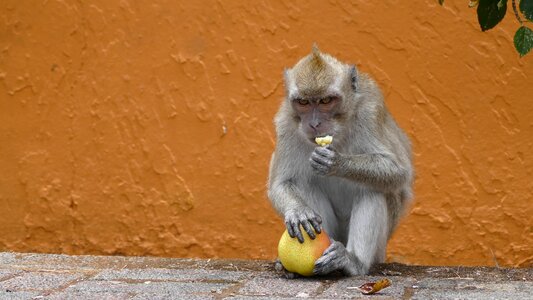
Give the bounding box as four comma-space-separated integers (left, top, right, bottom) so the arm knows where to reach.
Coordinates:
268, 46, 413, 276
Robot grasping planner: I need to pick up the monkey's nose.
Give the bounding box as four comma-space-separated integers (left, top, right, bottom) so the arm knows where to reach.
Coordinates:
309, 121, 321, 130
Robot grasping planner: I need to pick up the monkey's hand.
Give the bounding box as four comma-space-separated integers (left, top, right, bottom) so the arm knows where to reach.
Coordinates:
313, 240, 352, 276
284, 207, 322, 243
310, 146, 339, 176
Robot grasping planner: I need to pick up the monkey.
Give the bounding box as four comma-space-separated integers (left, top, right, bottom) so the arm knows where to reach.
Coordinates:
268, 46, 413, 277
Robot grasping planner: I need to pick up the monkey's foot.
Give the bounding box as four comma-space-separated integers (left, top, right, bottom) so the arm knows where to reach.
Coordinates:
313, 240, 350, 275
274, 259, 300, 279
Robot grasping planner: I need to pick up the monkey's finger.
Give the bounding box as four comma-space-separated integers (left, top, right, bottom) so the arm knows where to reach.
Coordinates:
316, 144, 334, 153
310, 160, 330, 175
325, 144, 337, 152
314, 258, 341, 275
314, 244, 345, 275
315, 146, 336, 158
310, 156, 328, 168
295, 226, 305, 243
287, 220, 304, 243
309, 218, 322, 234
314, 254, 338, 275
289, 221, 304, 243
311, 149, 328, 160
285, 221, 297, 238
311, 155, 332, 167
301, 220, 316, 240
321, 241, 340, 256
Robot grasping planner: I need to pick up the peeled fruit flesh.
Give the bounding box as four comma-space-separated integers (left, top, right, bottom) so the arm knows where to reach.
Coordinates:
278, 227, 331, 276
315, 135, 333, 146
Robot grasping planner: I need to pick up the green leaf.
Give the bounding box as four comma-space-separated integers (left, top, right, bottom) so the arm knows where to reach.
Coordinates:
520, 0, 533, 21
439, 0, 444, 5
514, 26, 533, 57
477, 0, 508, 31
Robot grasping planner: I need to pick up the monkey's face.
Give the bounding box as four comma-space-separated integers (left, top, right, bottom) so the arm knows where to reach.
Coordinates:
291, 95, 343, 143
283, 46, 355, 144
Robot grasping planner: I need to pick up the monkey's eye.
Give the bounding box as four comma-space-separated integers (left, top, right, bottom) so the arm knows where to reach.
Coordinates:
320, 97, 334, 105
296, 98, 309, 105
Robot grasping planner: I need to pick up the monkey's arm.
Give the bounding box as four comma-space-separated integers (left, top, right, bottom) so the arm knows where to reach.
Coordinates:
339, 151, 408, 191
311, 147, 409, 192
268, 155, 322, 243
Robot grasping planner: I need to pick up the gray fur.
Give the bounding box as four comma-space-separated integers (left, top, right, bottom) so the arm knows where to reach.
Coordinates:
268, 49, 413, 277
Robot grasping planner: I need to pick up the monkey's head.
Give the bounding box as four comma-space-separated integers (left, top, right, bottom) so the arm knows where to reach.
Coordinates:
283, 46, 357, 145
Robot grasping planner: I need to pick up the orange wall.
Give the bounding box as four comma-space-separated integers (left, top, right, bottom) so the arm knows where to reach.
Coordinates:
1, 0, 532, 267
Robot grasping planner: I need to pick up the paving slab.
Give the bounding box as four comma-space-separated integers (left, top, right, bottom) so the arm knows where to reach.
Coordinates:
0, 269, 22, 281
0, 252, 531, 299
411, 278, 533, 300
93, 268, 247, 282
0, 290, 41, 300
63, 280, 228, 298
47, 290, 134, 300
0, 271, 84, 291
239, 276, 323, 297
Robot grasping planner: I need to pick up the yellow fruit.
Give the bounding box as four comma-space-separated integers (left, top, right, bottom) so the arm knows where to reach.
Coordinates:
315, 135, 333, 147
277, 228, 331, 276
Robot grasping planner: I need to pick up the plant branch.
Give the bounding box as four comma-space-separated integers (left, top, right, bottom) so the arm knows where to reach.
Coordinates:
512, 0, 524, 25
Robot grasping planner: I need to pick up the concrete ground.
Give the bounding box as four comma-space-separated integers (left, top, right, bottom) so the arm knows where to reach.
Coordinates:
0, 252, 531, 299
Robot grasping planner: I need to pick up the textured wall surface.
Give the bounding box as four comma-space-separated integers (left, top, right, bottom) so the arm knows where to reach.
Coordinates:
1, 0, 532, 267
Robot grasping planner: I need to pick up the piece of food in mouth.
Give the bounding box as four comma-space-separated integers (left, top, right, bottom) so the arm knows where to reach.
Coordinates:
315, 135, 333, 146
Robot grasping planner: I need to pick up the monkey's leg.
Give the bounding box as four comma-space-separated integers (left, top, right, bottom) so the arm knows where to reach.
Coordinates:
314, 192, 388, 276
306, 191, 340, 241
345, 192, 389, 274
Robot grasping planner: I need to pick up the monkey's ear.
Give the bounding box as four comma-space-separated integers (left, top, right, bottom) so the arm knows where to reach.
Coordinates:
350, 65, 359, 91
283, 68, 290, 89
283, 68, 296, 98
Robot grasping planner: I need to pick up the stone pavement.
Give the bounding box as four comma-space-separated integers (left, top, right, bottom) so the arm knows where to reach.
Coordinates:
0, 252, 531, 299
